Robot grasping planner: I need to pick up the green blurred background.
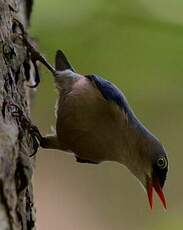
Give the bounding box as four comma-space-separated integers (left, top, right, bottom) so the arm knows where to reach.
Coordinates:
30, 0, 183, 229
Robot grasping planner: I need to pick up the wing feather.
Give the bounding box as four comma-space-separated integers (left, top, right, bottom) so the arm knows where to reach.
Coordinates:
86, 75, 129, 114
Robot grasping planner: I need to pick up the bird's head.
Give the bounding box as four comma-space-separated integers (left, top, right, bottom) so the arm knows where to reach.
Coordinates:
124, 130, 168, 209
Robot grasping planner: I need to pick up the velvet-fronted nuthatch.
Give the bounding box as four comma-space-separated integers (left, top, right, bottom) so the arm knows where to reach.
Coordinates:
17, 28, 168, 209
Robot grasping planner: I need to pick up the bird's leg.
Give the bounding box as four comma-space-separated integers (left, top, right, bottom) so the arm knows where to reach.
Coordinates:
23, 36, 56, 75
76, 157, 98, 164
29, 127, 61, 154
9, 103, 61, 155
12, 19, 56, 76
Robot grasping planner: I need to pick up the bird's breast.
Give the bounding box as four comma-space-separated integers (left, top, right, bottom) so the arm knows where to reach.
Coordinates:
56, 77, 128, 162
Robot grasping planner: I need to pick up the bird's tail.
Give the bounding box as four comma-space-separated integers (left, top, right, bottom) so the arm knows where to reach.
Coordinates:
55, 50, 75, 72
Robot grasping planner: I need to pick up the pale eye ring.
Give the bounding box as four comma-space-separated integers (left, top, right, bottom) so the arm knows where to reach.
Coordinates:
157, 157, 168, 169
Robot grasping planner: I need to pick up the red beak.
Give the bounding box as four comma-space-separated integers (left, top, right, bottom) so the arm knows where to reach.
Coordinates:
147, 177, 167, 209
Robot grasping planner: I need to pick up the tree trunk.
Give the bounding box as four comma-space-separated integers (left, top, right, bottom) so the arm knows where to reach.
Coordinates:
0, 0, 35, 229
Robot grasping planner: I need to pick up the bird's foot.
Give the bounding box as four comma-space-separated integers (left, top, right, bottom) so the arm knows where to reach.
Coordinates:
29, 125, 55, 156
12, 19, 56, 80
9, 103, 43, 156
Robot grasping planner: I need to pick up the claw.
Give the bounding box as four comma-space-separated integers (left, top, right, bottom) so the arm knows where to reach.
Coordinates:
13, 18, 56, 75
29, 125, 43, 142
8, 103, 42, 156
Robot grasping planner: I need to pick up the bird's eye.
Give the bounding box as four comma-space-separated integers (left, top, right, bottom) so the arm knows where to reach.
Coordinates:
157, 157, 168, 169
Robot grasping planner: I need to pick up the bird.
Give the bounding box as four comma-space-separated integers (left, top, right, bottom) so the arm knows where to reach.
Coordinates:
26, 46, 168, 209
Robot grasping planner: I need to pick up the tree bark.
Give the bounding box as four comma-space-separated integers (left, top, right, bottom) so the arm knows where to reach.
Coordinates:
0, 0, 35, 229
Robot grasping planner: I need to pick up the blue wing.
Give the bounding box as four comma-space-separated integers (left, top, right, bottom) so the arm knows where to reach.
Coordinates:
87, 75, 129, 113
